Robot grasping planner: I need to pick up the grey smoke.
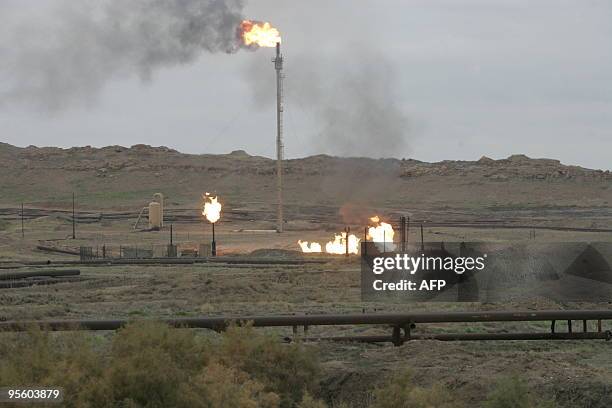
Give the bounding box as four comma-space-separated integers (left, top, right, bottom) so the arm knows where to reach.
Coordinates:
245, 49, 411, 158
0, 0, 246, 110
311, 55, 410, 158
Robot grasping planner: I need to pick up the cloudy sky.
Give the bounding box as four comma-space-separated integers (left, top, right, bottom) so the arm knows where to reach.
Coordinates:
0, 0, 610, 170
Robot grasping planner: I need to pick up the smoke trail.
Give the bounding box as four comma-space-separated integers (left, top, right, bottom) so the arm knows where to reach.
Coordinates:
244, 49, 411, 158
310, 54, 410, 159
0, 0, 246, 110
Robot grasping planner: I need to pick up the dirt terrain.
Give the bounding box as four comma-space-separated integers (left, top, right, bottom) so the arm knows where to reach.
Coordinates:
1, 142, 611, 406
1, 142, 610, 227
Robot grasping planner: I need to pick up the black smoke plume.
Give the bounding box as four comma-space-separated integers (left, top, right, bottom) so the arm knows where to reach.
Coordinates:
0, 0, 246, 110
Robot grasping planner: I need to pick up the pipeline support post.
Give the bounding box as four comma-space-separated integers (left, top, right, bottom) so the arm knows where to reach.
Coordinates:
392, 325, 403, 347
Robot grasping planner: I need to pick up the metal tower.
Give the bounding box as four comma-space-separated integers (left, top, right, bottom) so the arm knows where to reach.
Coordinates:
274, 42, 284, 233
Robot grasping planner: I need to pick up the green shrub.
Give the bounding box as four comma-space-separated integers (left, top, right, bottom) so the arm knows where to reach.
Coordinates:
3, 324, 561, 408
372, 370, 456, 408
180, 362, 280, 408
0, 323, 321, 408
484, 375, 555, 408
218, 325, 321, 408
0, 328, 100, 408
297, 392, 328, 408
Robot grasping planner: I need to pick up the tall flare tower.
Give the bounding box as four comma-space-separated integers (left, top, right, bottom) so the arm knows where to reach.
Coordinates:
274, 42, 284, 233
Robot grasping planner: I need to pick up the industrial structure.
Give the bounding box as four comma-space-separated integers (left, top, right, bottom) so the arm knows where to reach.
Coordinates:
274, 42, 284, 233
132, 193, 164, 230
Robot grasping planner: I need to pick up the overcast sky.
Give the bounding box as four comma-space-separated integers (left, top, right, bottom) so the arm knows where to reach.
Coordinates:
0, 0, 610, 170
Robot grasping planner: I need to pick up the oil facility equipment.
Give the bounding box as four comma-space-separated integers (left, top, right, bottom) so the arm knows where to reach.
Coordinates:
148, 202, 162, 230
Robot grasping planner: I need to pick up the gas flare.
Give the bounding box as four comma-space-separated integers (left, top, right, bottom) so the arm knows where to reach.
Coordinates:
325, 232, 360, 255
368, 216, 396, 251
297, 232, 360, 255
240, 20, 281, 48
202, 193, 222, 223
298, 241, 322, 253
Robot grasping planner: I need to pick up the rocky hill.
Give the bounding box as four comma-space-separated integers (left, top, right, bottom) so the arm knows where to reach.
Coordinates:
1, 143, 610, 225
401, 154, 611, 182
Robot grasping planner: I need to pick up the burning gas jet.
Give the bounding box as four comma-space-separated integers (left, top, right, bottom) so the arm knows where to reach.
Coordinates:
368, 216, 396, 251
240, 20, 282, 47
298, 232, 361, 255
326, 232, 360, 255
202, 193, 222, 224
298, 241, 322, 253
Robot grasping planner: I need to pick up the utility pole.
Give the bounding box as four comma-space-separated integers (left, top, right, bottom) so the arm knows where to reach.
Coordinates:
21, 203, 24, 238
72, 192, 76, 240
420, 224, 424, 252
211, 221, 217, 257
273, 42, 284, 233
344, 226, 350, 257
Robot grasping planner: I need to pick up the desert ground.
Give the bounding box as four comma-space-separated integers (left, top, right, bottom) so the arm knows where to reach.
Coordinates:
1, 143, 611, 406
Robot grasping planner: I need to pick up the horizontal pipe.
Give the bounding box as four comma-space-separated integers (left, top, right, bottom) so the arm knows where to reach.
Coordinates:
36, 245, 80, 256
288, 331, 612, 343
412, 332, 612, 341
1, 310, 611, 332
0, 277, 82, 289
3, 257, 328, 268
0, 269, 80, 281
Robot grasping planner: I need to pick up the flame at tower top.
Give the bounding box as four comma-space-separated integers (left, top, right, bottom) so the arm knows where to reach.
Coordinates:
202, 193, 222, 224
240, 20, 281, 48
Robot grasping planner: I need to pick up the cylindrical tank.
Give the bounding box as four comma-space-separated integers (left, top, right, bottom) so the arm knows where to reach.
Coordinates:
153, 193, 164, 227
148, 202, 162, 230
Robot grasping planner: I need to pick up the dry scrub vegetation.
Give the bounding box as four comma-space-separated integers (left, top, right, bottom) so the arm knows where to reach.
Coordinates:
0, 323, 556, 408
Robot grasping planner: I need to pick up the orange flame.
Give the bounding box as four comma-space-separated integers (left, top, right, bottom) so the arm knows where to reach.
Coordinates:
367, 216, 396, 251
241, 20, 281, 48
202, 193, 222, 223
297, 232, 360, 255
298, 240, 322, 253
325, 232, 360, 255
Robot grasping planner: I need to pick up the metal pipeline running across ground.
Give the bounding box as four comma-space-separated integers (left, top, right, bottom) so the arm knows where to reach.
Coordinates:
1, 310, 611, 346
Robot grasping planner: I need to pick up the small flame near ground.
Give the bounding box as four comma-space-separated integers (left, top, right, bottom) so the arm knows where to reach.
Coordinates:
240, 20, 281, 48
368, 216, 396, 251
298, 232, 360, 255
202, 193, 222, 223
298, 215, 396, 255
326, 232, 361, 255
298, 241, 322, 253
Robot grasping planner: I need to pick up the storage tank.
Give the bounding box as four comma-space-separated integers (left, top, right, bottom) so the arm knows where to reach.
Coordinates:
148, 202, 162, 230
153, 193, 164, 227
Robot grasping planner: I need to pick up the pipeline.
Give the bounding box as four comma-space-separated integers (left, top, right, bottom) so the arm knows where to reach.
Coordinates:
0, 269, 80, 281
1, 310, 611, 334
36, 245, 80, 256
3, 257, 328, 268
0, 277, 83, 289
286, 331, 612, 344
